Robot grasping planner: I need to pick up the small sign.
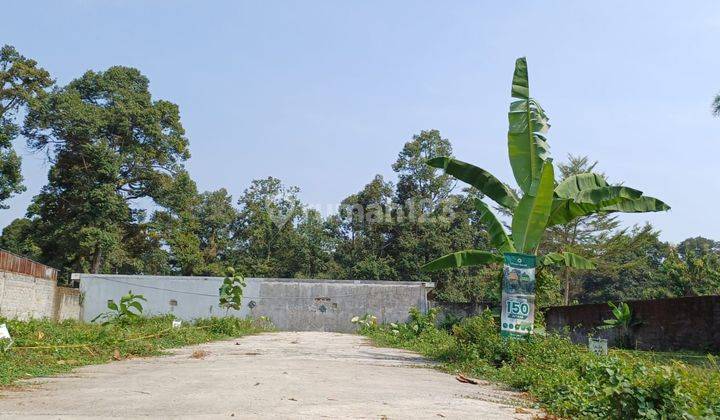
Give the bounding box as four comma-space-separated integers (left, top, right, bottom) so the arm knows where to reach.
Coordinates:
589, 337, 608, 355
501, 253, 536, 338
0, 323, 13, 350
172, 319, 182, 329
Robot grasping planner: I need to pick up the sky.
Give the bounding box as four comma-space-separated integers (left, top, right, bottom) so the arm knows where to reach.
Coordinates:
2, 1, 719, 243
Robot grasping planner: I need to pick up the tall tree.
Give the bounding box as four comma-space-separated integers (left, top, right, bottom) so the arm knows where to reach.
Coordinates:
393, 129, 453, 205
333, 174, 395, 279
662, 236, 720, 297
541, 155, 620, 304
295, 208, 338, 278
23, 66, 190, 274
232, 177, 304, 277
0, 45, 53, 208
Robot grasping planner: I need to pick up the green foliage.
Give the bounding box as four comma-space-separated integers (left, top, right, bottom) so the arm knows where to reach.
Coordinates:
362, 311, 720, 419
350, 313, 378, 332
0, 45, 53, 208
22, 65, 192, 276
0, 218, 41, 260
422, 57, 668, 278
388, 307, 439, 338
540, 251, 596, 270
603, 301, 634, 329
601, 301, 640, 349
91, 292, 147, 325
0, 315, 272, 385
218, 267, 246, 313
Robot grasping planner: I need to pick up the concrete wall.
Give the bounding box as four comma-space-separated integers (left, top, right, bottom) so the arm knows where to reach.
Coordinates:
55, 287, 81, 321
430, 300, 494, 324
545, 296, 720, 352
0, 271, 81, 321
79, 274, 431, 333
0, 271, 56, 320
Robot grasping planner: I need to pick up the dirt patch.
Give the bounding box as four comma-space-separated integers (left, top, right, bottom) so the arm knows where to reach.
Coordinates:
190, 349, 209, 359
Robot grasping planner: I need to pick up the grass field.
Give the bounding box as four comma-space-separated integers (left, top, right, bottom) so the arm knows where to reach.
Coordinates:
0, 315, 273, 385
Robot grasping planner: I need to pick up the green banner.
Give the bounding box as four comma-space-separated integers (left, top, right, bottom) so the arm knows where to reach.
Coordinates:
501, 253, 536, 338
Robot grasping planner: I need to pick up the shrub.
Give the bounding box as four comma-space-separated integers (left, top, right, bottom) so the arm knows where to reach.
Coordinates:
361, 308, 720, 419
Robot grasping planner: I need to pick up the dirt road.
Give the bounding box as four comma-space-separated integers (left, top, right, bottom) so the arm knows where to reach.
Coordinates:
0, 332, 536, 419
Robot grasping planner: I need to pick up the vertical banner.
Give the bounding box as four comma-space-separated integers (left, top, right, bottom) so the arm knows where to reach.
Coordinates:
501, 253, 536, 338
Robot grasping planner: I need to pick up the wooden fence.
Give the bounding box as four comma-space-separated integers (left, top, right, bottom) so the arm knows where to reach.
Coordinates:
0, 249, 57, 281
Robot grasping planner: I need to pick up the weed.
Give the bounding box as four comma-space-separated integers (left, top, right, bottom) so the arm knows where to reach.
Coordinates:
361, 309, 720, 419
0, 315, 272, 385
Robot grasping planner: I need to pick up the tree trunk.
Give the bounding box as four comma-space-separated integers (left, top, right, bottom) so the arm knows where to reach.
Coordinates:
563, 268, 571, 305
91, 248, 103, 274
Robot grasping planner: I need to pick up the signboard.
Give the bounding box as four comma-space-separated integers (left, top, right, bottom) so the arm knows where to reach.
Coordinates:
501, 253, 536, 338
0, 323, 13, 350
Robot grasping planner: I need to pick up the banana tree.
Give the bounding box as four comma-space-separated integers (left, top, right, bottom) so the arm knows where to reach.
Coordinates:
422, 57, 669, 274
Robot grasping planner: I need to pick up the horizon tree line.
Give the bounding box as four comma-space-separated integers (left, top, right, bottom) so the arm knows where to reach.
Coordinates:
1, 44, 718, 306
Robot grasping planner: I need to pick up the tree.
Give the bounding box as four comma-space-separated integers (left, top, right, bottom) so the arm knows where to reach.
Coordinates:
392, 130, 453, 205
713, 93, 720, 117
579, 224, 670, 303
22, 66, 190, 275
196, 189, 238, 274
333, 174, 395, 279
0, 45, 53, 207
422, 58, 669, 291
295, 208, 338, 278
232, 177, 304, 277
0, 217, 41, 259
541, 155, 621, 304
661, 236, 720, 297
390, 139, 490, 295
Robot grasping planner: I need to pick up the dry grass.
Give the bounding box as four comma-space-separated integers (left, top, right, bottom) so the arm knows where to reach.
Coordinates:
191, 349, 209, 359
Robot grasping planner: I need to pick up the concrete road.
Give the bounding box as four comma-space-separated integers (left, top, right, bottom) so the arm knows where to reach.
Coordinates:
0, 332, 536, 419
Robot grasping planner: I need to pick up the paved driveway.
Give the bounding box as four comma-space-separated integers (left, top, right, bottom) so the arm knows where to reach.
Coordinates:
0, 332, 536, 419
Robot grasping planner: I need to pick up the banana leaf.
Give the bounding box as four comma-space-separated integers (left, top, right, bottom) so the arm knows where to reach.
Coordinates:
572, 186, 643, 206
427, 156, 518, 209
473, 198, 515, 253
508, 57, 551, 194
554, 173, 608, 198
511, 160, 555, 253
548, 195, 670, 227
540, 252, 596, 269
421, 250, 502, 272
600, 196, 670, 213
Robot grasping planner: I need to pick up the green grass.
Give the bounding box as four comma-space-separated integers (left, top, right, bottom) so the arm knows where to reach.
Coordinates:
361, 310, 720, 419
0, 315, 273, 386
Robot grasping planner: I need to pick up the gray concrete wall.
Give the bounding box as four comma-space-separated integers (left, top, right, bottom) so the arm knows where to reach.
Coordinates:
78, 274, 431, 333
55, 287, 81, 321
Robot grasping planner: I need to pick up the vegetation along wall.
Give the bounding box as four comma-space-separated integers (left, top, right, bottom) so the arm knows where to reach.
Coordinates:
545, 296, 720, 352
79, 275, 432, 333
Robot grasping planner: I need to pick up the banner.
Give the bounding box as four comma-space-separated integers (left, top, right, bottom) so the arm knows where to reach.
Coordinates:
501, 253, 536, 338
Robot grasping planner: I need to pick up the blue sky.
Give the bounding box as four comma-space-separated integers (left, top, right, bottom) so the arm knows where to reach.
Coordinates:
2, 1, 719, 243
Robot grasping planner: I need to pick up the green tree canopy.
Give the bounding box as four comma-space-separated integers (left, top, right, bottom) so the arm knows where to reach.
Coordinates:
0, 45, 53, 208
22, 66, 190, 274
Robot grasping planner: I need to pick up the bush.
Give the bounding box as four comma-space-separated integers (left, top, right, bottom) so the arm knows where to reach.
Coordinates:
361, 308, 720, 419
